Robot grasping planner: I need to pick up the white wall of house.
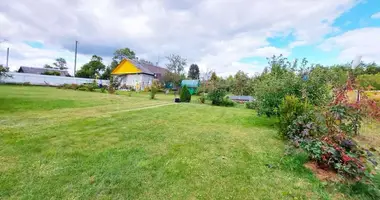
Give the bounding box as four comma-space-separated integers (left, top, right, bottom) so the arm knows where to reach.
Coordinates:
141, 74, 154, 89
0, 72, 109, 86
117, 73, 154, 90
119, 74, 141, 86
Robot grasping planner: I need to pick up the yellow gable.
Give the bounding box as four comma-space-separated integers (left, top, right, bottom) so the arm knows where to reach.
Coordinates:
111, 59, 142, 75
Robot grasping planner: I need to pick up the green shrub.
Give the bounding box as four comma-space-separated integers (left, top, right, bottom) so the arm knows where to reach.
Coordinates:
221, 96, 235, 107
253, 58, 331, 117
100, 87, 106, 93
108, 84, 115, 94
41, 71, 60, 76
357, 74, 380, 90
245, 101, 256, 109
73, 83, 95, 92
87, 84, 96, 92
70, 84, 79, 90
77, 86, 88, 91
58, 83, 81, 90
208, 88, 227, 106
58, 84, 72, 89
279, 95, 310, 138
254, 75, 302, 116
150, 86, 158, 99
180, 85, 191, 102
199, 94, 206, 104
328, 104, 362, 137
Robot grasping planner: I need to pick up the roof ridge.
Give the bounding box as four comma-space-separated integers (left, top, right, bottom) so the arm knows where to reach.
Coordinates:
20, 66, 68, 72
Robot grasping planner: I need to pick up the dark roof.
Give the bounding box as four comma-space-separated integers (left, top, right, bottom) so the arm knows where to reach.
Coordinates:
18, 66, 70, 76
128, 59, 169, 76
228, 96, 254, 102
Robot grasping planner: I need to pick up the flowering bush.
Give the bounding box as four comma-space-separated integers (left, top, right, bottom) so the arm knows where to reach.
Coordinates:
279, 88, 379, 181
301, 135, 373, 180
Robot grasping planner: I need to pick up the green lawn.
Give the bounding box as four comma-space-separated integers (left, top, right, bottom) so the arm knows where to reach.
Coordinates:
0, 85, 343, 199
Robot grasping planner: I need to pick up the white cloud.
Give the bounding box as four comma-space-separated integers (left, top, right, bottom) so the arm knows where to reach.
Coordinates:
0, 41, 110, 75
319, 27, 380, 63
371, 12, 380, 19
0, 0, 358, 75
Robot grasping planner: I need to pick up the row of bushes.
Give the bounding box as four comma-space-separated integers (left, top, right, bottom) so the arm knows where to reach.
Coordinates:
57, 81, 115, 94
177, 85, 235, 106
57, 83, 99, 92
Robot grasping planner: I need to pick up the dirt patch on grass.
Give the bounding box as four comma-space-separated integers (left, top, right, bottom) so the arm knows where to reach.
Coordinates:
304, 162, 341, 182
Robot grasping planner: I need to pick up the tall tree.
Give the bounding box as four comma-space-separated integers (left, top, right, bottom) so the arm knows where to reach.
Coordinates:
166, 54, 186, 74
164, 54, 186, 87
210, 72, 218, 82
0, 64, 10, 79
188, 64, 200, 79
76, 55, 106, 78
53, 58, 68, 70
200, 68, 213, 95
232, 70, 251, 95
365, 62, 380, 75
113, 48, 136, 62
44, 64, 53, 69
101, 60, 118, 80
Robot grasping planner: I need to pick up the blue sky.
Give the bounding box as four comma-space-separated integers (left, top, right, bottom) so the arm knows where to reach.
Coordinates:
1, 0, 380, 76
241, 0, 380, 68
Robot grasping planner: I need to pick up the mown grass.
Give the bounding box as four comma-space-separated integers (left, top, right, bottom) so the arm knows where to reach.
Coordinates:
0, 85, 375, 199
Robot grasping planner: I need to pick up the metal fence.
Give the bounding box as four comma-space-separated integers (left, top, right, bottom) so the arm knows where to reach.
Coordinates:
0, 72, 109, 86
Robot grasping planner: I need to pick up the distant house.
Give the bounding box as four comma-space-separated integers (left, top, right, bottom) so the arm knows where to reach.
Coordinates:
111, 59, 169, 90
181, 80, 200, 95
18, 66, 70, 77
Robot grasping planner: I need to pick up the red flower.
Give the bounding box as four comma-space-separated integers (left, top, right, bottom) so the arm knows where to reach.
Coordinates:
342, 154, 351, 163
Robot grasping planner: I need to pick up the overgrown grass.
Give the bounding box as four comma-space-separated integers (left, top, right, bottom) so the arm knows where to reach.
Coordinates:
0, 85, 377, 199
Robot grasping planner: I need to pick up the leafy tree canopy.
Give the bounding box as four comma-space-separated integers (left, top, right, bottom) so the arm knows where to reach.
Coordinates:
53, 58, 68, 70
188, 64, 200, 80
210, 72, 218, 82
0, 64, 10, 78
44, 64, 53, 69
102, 48, 136, 80
232, 70, 251, 95
166, 54, 186, 75
113, 48, 136, 62
76, 55, 106, 79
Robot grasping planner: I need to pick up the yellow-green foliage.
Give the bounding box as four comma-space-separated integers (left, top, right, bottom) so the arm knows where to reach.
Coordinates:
357, 74, 380, 90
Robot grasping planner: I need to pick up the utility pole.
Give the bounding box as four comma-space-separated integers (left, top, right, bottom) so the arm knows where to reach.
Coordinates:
156, 55, 165, 66
6, 48, 9, 68
156, 56, 160, 66
74, 40, 78, 76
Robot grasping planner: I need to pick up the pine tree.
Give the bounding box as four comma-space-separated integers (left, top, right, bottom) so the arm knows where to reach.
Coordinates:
180, 85, 191, 102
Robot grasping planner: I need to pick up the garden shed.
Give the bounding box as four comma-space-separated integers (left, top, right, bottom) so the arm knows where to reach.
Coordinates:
181, 80, 200, 95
